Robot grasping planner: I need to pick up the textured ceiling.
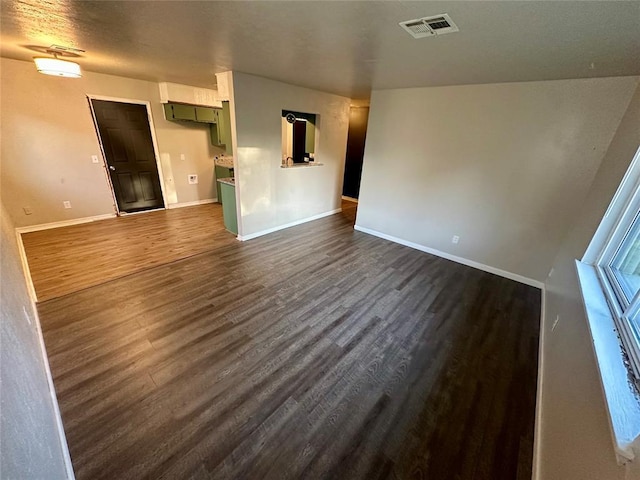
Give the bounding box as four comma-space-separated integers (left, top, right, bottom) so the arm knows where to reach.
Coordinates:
1, 1, 639, 99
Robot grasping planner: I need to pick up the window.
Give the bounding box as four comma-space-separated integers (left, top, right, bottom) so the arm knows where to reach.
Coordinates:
579, 145, 640, 462
592, 146, 640, 386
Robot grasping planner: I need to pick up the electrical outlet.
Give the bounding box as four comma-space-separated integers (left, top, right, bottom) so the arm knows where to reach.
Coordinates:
188, 174, 198, 185
91, 155, 100, 164
180, 153, 186, 160
63, 201, 72, 209
23, 207, 33, 215
452, 235, 460, 244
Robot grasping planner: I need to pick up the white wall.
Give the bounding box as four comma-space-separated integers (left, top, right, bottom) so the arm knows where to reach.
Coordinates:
230, 72, 350, 238
356, 77, 639, 284
0, 202, 72, 479
539, 84, 640, 480
1, 58, 222, 227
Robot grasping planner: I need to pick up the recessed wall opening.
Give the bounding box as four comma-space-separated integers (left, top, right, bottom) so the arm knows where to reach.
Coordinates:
281, 110, 316, 164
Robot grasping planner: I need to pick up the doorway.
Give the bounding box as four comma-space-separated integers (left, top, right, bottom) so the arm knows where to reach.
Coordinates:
292, 120, 307, 163
342, 106, 369, 200
90, 98, 165, 213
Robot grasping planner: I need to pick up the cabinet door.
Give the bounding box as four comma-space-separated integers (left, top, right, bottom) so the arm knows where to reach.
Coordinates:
210, 123, 223, 147
215, 166, 232, 201
163, 104, 175, 121
195, 107, 218, 123
220, 101, 233, 154
220, 183, 238, 234
170, 103, 197, 121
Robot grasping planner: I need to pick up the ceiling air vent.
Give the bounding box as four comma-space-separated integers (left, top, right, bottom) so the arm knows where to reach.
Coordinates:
400, 13, 459, 38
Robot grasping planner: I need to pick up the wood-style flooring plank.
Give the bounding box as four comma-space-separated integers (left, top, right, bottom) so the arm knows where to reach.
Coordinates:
22, 204, 235, 302
34, 199, 540, 479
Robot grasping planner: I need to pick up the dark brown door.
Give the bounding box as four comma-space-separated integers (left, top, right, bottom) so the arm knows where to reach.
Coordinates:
342, 106, 369, 199
91, 99, 164, 213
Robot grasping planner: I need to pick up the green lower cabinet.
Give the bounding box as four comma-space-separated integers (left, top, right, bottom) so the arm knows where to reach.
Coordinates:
219, 182, 238, 234
214, 166, 233, 201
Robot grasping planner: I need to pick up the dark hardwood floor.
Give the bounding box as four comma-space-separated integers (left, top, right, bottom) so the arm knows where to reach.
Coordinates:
36, 200, 540, 480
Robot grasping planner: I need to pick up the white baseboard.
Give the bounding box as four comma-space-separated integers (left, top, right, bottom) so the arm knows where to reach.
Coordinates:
32, 300, 76, 478
341, 196, 359, 203
532, 287, 547, 480
353, 224, 544, 289
238, 208, 342, 241
15, 230, 38, 303
16, 213, 116, 234
15, 230, 75, 476
166, 198, 217, 209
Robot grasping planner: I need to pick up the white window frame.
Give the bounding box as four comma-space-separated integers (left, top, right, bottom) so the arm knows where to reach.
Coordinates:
579, 145, 640, 463
594, 182, 640, 382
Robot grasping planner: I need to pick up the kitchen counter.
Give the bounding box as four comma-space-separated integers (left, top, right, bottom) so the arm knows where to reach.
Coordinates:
214, 155, 234, 168
217, 177, 235, 186
280, 162, 324, 169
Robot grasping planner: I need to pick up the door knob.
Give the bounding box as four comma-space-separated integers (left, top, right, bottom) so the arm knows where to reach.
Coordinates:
109, 165, 116, 171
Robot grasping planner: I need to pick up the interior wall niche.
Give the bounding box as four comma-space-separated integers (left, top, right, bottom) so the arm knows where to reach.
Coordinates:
281, 110, 316, 164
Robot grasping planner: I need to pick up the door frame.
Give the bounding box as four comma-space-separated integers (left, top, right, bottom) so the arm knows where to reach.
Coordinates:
87, 94, 169, 214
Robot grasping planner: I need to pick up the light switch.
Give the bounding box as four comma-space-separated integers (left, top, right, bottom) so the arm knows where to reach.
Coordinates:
91, 155, 100, 164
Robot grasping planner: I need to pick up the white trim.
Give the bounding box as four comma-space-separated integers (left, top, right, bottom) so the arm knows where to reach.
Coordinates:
341, 196, 359, 203
32, 302, 76, 478
576, 261, 640, 463
13, 232, 74, 476
166, 198, 217, 209
15, 230, 38, 303
87, 95, 169, 211
226, 81, 242, 238
238, 208, 342, 241
15, 213, 116, 234
144, 100, 169, 209
353, 225, 544, 289
86, 94, 150, 106
532, 286, 547, 480
585, 145, 640, 264
118, 208, 164, 217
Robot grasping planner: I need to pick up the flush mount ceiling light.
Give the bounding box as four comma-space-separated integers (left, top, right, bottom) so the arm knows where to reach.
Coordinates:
34, 45, 84, 78
34, 56, 81, 77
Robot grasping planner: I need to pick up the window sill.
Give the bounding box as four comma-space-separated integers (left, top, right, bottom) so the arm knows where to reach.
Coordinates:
576, 260, 640, 464
280, 162, 324, 168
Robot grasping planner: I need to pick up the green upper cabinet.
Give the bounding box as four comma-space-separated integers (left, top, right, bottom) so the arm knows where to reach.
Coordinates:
164, 103, 197, 121
163, 101, 232, 153
195, 107, 218, 123
210, 101, 233, 153
163, 102, 219, 124
219, 101, 232, 153
210, 123, 222, 147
